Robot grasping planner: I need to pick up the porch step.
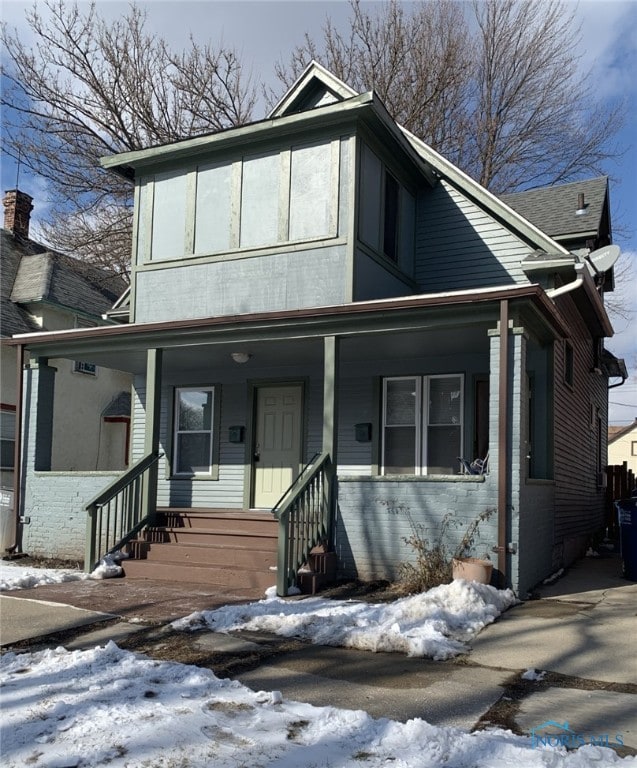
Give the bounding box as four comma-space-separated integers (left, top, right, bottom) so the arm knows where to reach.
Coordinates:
132, 541, 276, 570
121, 559, 275, 592
122, 509, 278, 591
157, 508, 278, 535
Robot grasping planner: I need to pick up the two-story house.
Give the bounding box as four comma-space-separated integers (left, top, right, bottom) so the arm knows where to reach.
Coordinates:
6, 63, 626, 595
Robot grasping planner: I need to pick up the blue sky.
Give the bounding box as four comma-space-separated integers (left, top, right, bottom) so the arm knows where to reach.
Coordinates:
1, 0, 635, 424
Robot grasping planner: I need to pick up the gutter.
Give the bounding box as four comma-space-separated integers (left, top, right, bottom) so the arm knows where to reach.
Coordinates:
5, 284, 567, 350
546, 263, 585, 299
546, 262, 613, 337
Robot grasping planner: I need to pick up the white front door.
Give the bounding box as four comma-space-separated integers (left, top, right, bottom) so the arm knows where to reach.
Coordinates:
252, 385, 303, 509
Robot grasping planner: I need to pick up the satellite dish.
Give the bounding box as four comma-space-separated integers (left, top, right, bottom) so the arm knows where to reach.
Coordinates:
584, 244, 620, 276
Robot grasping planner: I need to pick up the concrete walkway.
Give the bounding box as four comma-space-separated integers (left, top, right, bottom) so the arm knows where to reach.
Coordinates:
1, 554, 635, 753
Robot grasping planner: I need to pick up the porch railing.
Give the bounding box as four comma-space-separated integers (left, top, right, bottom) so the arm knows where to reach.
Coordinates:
271, 451, 333, 596
84, 451, 163, 571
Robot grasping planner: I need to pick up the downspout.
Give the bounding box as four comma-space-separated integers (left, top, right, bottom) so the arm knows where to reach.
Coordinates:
11, 344, 24, 553
497, 301, 509, 588
546, 263, 585, 299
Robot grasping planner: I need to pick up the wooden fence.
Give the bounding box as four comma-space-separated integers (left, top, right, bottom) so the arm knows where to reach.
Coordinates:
605, 462, 636, 535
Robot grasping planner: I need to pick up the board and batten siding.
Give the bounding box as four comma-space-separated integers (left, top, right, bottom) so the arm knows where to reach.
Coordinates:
131, 136, 353, 324
415, 181, 532, 292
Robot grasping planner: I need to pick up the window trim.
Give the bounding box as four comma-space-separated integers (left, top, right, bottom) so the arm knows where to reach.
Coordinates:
381, 374, 464, 476
564, 340, 574, 388
172, 385, 221, 479
73, 361, 97, 376
0, 406, 16, 471
383, 171, 400, 262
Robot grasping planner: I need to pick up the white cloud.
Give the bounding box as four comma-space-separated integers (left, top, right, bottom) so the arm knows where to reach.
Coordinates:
572, 0, 637, 98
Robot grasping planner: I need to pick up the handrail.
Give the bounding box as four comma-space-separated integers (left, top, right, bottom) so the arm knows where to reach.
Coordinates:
85, 451, 163, 571
272, 451, 333, 596
271, 452, 322, 518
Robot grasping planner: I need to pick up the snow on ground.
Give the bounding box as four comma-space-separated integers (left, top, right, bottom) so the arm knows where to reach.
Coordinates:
1, 642, 632, 768
1, 563, 634, 767
0, 562, 90, 591
173, 580, 518, 660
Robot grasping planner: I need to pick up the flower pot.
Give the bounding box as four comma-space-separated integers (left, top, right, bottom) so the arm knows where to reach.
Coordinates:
452, 557, 493, 585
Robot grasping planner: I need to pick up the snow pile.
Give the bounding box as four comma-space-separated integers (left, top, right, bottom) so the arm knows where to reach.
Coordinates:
1, 643, 630, 768
89, 554, 123, 580
522, 668, 547, 681
0, 562, 89, 591
173, 579, 518, 660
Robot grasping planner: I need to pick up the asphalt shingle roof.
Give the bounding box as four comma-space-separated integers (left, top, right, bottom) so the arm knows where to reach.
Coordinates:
1, 228, 127, 338
501, 177, 608, 241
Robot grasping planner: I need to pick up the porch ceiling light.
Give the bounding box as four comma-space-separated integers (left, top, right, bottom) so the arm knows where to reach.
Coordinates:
231, 351, 251, 364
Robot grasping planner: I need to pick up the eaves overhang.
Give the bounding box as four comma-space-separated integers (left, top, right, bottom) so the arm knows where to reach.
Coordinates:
100, 91, 437, 187
101, 92, 374, 179
401, 127, 572, 259
5, 284, 568, 363
577, 265, 614, 337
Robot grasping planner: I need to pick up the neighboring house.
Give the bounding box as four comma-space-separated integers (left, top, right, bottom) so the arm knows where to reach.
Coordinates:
608, 420, 637, 475
1, 190, 132, 551
5, 63, 628, 594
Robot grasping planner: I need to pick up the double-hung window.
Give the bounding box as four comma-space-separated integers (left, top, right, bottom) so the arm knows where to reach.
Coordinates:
173, 387, 215, 476
382, 375, 464, 475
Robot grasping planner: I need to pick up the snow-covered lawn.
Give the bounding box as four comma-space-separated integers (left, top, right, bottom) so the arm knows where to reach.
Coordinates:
1, 563, 633, 767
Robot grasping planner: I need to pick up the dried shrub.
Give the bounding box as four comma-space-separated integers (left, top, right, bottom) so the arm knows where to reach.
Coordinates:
398, 508, 496, 594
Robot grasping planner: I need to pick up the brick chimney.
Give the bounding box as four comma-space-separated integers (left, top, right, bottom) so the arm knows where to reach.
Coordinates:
3, 189, 34, 239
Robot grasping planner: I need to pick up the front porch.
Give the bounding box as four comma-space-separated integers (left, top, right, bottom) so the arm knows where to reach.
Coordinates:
11, 288, 565, 595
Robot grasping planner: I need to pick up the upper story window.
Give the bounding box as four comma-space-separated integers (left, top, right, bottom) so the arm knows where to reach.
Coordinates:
141, 139, 341, 263
73, 361, 97, 376
358, 142, 415, 269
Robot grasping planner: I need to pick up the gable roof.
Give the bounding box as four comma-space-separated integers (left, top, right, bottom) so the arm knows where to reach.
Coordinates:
1, 228, 127, 338
608, 419, 637, 444
501, 177, 609, 243
268, 61, 358, 118
1, 230, 46, 336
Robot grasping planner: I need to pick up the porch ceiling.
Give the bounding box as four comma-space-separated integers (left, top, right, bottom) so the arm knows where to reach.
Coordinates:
37, 324, 491, 378
6, 284, 566, 375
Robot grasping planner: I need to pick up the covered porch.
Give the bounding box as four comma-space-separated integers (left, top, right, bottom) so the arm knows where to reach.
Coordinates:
9, 286, 565, 595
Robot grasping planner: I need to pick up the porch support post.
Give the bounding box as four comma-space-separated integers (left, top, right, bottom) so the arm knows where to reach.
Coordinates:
11, 344, 25, 552
323, 335, 339, 544
142, 347, 163, 522
497, 300, 509, 588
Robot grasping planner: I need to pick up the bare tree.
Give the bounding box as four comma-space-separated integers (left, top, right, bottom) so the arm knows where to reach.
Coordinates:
272, 0, 474, 163
274, 0, 624, 194
1, 0, 256, 279
467, 0, 623, 192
